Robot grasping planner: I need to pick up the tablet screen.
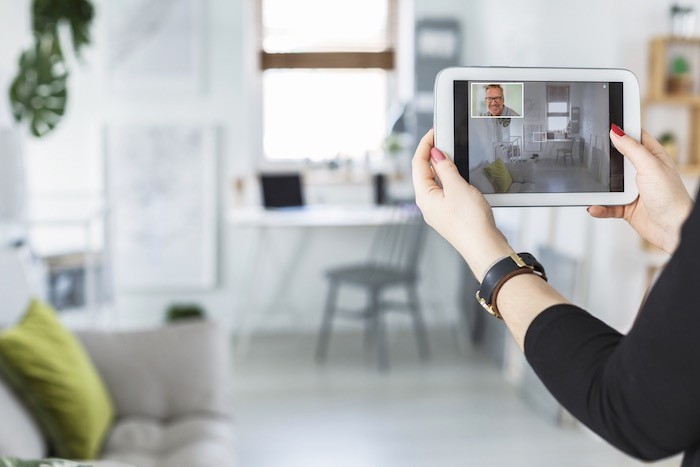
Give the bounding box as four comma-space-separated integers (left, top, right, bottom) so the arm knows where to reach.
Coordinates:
453, 81, 624, 194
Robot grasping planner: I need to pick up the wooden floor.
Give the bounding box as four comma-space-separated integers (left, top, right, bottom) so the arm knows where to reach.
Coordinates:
232, 327, 681, 467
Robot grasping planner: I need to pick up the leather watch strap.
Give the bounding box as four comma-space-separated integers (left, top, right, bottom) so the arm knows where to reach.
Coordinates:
476, 252, 547, 319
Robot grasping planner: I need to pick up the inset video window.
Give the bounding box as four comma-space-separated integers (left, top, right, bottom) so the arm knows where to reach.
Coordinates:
471, 82, 524, 119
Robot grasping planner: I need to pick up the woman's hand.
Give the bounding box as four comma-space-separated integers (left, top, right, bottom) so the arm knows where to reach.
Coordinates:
412, 130, 514, 281
588, 127, 694, 254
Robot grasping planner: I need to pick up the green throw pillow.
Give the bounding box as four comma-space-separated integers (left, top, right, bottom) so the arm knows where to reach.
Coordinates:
483, 159, 513, 193
0, 300, 114, 460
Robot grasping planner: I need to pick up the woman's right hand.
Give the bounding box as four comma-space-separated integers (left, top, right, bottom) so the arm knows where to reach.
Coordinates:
588, 126, 693, 254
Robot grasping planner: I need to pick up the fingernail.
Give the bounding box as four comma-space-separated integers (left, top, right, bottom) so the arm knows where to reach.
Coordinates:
586, 207, 591, 213
611, 124, 625, 137
430, 147, 446, 163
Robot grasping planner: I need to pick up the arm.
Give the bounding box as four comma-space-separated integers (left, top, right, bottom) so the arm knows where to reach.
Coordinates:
413, 128, 693, 348
526, 207, 700, 459
412, 131, 570, 349
413, 127, 698, 459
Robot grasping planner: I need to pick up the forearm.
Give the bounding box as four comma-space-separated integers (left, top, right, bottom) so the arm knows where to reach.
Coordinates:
455, 230, 570, 350
497, 273, 570, 350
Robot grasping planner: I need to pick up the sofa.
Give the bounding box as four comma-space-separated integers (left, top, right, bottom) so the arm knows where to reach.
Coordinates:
469, 159, 536, 194
0, 247, 236, 466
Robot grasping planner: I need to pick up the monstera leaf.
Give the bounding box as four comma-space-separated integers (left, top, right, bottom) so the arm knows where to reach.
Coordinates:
7, 0, 93, 138
32, 0, 94, 57
9, 34, 69, 137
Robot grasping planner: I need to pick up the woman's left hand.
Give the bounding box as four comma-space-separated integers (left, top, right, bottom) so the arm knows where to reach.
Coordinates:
412, 130, 514, 280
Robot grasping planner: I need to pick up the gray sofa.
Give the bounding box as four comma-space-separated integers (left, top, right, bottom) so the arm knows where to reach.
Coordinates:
469, 160, 536, 194
0, 248, 236, 466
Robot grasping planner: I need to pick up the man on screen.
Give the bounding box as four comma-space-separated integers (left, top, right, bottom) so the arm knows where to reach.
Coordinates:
481, 84, 520, 117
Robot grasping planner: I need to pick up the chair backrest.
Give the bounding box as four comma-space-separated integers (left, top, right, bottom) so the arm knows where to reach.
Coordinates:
366, 204, 426, 273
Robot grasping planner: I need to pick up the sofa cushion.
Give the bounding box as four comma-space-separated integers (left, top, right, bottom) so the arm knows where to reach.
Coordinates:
507, 182, 536, 193
483, 159, 513, 193
0, 376, 46, 458
468, 164, 495, 194
101, 416, 236, 467
505, 161, 535, 183
0, 300, 114, 460
76, 321, 232, 421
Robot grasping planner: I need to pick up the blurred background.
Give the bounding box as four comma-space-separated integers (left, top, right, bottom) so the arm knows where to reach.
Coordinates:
1, 0, 699, 465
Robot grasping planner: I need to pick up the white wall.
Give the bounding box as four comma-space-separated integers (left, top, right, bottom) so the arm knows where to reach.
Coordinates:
1, 0, 698, 334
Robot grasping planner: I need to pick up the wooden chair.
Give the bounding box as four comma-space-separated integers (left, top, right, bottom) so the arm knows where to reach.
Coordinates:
555, 138, 576, 167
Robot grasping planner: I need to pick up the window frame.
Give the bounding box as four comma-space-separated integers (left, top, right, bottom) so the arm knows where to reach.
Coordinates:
546, 84, 570, 131
257, 0, 397, 71
255, 0, 399, 163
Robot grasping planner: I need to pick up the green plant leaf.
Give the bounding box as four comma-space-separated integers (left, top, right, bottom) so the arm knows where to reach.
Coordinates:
33, 0, 94, 56
671, 55, 691, 75
9, 34, 69, 138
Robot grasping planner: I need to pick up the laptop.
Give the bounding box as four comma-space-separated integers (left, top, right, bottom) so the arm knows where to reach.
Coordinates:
259, 173, 305, 210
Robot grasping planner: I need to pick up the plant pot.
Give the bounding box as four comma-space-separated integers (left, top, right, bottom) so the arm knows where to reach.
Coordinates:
661, 141, 678, 162
667, 74, 694, 94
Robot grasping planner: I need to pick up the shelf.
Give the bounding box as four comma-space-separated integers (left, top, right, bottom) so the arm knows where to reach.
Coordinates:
645, 36, 700, 170
678, 164, 700, 175
645, 95, 700, 106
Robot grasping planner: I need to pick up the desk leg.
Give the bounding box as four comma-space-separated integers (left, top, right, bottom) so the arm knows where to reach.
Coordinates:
235, 227, 310, 356
264, 228, 310, 321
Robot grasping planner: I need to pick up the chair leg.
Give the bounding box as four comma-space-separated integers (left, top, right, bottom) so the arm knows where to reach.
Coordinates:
407, 283, 430, 360
315, 280, 339, 363
368, 288, 389, 372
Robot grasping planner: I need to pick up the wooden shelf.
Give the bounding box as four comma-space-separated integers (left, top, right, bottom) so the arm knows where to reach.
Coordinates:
645, 36, 700, 170
678, 164, 700, 175
644, 95, 700, 106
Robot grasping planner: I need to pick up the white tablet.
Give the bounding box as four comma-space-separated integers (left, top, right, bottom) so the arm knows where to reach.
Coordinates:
434, 67, 640, 207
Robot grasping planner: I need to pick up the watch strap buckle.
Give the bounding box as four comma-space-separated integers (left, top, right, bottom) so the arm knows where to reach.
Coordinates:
475, 290, 503, 320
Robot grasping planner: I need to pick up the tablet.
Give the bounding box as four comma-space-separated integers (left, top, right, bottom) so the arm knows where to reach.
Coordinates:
434, 67, 640, 207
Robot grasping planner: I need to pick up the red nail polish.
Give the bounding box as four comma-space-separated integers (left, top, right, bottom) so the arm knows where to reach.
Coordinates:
611, 124, 625, 137
430, 147, 446, 163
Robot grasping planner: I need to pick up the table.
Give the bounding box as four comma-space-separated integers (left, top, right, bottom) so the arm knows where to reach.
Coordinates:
228, 204, 418, 354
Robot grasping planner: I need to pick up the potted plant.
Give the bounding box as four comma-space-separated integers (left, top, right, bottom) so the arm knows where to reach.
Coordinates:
667, 55, 693, 94
658, 132, 679, 162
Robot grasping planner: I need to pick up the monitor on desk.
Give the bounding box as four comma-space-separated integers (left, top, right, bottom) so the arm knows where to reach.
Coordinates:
260, 173, 305, 209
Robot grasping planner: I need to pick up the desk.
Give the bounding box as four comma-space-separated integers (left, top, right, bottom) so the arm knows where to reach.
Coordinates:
228, 205, 407, 228
228, 205, 418, 354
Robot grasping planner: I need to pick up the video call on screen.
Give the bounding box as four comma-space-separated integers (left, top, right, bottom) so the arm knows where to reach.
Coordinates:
453, 81, 624, 194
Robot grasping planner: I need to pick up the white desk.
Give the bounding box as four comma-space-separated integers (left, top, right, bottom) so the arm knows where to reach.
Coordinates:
228, 205, 409, 227
228, 204, 418, 354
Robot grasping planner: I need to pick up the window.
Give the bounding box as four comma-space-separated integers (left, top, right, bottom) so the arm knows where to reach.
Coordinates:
546, 84, 570, 131
259, 0, 396, 161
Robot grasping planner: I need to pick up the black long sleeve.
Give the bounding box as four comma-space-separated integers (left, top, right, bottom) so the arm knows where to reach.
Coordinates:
524, 197, 700, 466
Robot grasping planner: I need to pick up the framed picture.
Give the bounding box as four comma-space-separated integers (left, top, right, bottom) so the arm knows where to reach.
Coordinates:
105, 125, 217, 290
105, 0, 204, 92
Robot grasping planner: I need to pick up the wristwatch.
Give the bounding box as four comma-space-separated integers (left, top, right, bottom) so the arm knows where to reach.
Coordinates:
476, 252, 547, 320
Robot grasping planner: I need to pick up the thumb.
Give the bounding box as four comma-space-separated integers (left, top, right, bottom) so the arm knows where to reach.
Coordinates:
430, 147, 468, 191
610, 125, 655, 173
